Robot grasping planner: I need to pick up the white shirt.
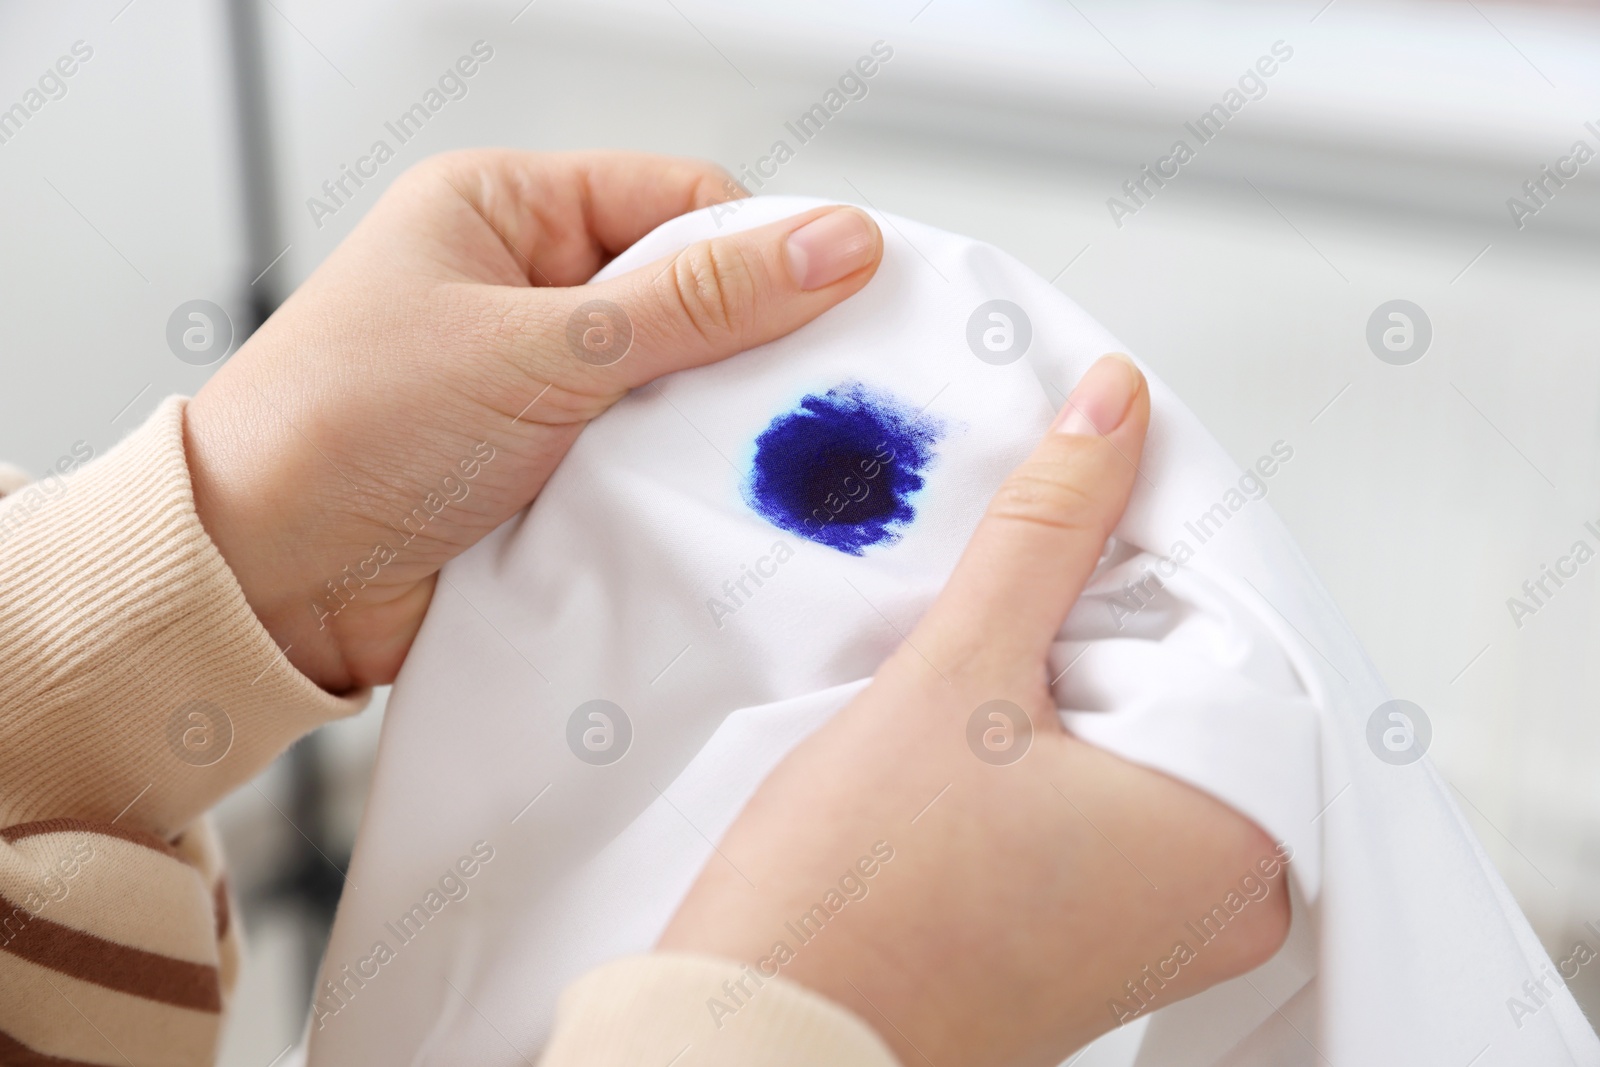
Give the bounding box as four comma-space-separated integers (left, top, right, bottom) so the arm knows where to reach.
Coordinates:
307, 195, 1599, 1067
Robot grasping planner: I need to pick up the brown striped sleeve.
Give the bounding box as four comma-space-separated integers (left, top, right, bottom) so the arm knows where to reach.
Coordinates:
0, 816, 236, 1066
168, 818, 241, 1009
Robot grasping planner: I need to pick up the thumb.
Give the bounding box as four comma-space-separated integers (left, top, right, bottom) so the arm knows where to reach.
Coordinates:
917, 353, 1151, 671
572, 205, 883, 384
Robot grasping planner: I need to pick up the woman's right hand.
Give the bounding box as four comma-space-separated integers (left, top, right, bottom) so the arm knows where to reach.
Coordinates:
659, 354, 1292, 1066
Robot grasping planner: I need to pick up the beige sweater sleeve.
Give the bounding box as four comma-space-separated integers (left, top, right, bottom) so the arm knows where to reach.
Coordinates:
0, 396, 357, 1063
541, 953, 900, 1067
0, 396, 364, 839
0, 398, 897, 1067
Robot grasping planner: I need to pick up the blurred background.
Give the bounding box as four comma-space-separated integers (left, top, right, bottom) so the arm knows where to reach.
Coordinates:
4, 0, 1600, 1057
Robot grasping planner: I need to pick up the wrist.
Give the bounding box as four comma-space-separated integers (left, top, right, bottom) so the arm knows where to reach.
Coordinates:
182, 395, 355, 693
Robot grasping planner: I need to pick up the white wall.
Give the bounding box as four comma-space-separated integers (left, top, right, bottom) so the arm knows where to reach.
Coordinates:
0, 0, 243, 472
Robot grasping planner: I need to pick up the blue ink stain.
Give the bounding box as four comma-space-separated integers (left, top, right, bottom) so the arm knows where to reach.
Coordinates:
743, 382, 942, 555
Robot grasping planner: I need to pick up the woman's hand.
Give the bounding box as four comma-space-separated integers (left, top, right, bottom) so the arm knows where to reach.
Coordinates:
659, 355, 1292, 1066
184, 150, 882, 693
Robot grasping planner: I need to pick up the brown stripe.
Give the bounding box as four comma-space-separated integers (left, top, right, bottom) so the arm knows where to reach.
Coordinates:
2, 820, 180, 862
0, 891, 219, 1012
0, 1027, 114, 1067
212, 879, 230, 941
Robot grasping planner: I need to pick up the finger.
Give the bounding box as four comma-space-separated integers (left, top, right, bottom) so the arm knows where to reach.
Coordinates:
916, 353, 1151, 670
421, 149, 745, 287
568, 204, 883, 387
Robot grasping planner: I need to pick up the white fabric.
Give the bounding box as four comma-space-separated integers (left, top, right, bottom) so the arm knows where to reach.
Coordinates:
306, 196, 1599, 1067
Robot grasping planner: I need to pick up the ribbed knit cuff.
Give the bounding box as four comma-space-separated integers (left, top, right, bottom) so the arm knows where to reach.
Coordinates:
0, 397, 365, 838
541, 953, 900, 1067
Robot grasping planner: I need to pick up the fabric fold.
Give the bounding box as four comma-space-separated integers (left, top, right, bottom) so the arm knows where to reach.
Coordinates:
308, 196, 1599, 1067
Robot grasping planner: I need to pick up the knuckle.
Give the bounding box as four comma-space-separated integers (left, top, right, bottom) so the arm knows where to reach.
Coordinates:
463, 293, 618, 421
413, 149, 467, 174
399, 150, 475, 189
386, 152, 492, 214
665, 239, 758, 344
986, 465, 1108, 537
423, 147, 499, 177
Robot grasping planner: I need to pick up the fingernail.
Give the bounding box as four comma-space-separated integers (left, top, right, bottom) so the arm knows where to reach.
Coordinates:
1054, 353, 1141, 436
785, 208, 878, 291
